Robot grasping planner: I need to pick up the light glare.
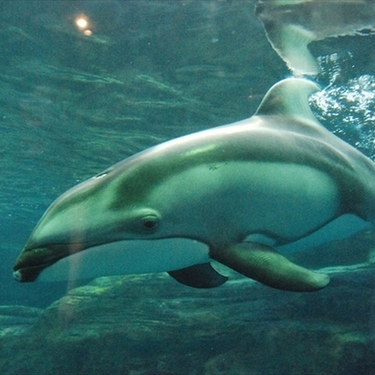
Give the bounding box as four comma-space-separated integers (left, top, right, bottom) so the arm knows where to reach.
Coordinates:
76, 17, 88, 29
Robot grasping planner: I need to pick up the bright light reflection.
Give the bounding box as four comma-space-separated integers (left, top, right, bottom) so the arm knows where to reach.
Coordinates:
74, 15, 93, 36
75, 17, 88, 29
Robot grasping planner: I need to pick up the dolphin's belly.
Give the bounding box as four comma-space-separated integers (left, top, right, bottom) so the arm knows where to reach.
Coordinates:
38, 238, 210, 281
152, 162, 340, 243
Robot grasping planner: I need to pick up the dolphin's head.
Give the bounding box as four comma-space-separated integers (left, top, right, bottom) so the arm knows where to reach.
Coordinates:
13, 137, 231, 282
14, 150, 209, 281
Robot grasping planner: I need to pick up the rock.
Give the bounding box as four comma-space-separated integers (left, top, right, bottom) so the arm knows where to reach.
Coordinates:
0, 305, 42, 338
204, 326, 375, 375
0, 261, 374, 375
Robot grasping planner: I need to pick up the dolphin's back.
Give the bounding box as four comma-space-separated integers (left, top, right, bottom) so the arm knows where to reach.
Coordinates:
88, 79, 375, 230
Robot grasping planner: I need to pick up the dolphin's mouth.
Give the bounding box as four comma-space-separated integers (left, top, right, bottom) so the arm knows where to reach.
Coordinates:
12, 243, 86, 282
13, 264, 53, 282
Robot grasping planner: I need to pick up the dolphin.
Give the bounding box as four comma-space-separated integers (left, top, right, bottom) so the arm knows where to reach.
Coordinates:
255, 0, 375, 75
13, 78, 375, 292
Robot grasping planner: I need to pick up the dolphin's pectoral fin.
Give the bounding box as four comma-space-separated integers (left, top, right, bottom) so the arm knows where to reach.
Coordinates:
168, 263, 228, 289
210, 243, 330, 292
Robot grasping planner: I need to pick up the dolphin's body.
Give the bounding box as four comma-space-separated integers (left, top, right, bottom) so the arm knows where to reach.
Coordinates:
13, 78, 375, 291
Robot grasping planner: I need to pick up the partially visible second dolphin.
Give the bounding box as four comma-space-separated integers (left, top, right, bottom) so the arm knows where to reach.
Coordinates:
256, 0, 375, 75
13, 78, 375, 292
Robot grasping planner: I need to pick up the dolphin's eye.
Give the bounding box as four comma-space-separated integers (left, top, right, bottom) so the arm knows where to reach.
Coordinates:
132, 210, 161, 234
141, 215, 159, 232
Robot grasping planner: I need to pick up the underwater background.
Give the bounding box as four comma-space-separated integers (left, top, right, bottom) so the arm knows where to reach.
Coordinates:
1, 1, 375, 374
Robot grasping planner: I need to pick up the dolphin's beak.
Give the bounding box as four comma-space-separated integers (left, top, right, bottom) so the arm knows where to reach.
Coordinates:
13, 258, 49, 282
13, 243, 83, 282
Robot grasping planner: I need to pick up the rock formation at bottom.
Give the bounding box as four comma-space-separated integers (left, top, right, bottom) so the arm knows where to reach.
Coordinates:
1, 229, 375, 375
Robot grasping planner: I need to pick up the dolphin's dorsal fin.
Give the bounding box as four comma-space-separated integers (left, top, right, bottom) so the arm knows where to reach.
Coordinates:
255, 78, 320, 124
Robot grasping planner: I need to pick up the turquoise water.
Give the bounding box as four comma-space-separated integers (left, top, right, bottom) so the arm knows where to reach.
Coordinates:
1, 1, 375, 374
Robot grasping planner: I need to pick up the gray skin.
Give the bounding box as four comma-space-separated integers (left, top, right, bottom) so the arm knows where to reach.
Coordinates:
13, 78, 375, 291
